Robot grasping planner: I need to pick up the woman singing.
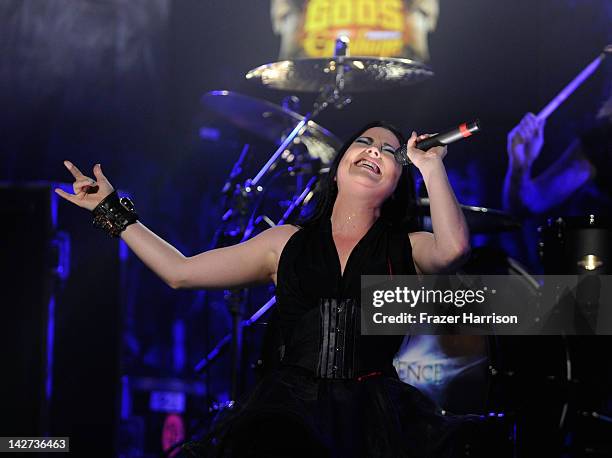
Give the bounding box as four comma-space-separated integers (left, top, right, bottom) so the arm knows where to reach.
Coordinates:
57, 121, 477, 457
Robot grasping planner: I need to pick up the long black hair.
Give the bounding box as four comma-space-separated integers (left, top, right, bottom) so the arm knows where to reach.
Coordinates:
300, 121, 417, 230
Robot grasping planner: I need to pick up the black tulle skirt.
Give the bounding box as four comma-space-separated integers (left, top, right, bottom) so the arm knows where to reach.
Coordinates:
182, 366, 486, 458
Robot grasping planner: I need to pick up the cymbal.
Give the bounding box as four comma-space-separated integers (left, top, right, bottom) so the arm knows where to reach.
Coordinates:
202, 91, 340, 164
417, 198, 521, 234
246, 57, 433, 93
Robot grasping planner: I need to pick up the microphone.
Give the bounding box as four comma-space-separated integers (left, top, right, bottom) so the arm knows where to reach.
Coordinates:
394, 120, 481, 165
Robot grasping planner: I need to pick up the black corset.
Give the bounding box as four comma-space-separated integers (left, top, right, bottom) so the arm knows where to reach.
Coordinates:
316, 298, 359, 379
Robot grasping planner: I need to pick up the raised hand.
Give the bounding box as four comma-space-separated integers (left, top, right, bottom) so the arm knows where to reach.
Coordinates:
54, 161, 115, 211
507, 112, 545, 171
404, 131, 447, 171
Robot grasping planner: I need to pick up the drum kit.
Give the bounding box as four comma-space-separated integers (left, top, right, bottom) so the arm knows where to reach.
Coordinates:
192, 37, 612, 455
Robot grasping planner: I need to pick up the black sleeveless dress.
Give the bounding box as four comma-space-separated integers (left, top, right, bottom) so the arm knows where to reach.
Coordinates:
184, 218, 481, 458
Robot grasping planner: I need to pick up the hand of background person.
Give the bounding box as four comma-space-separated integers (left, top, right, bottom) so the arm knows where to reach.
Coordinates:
54, 161, 115, 211
507, 112, 545, 170
404, 131, 447, 170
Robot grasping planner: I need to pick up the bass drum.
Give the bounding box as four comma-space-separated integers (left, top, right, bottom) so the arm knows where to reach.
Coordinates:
393, 247, 570, 419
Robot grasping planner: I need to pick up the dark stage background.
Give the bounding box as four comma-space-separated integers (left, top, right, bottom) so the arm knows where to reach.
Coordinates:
1, 1, 611, 456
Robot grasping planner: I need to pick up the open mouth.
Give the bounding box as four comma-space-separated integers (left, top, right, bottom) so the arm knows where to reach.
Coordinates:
355, 158, 381, 175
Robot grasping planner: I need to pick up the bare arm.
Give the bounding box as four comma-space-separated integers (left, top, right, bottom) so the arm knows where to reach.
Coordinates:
503, 114, 594, 215
504, 140, 593, 214
405, 133, 471, 274
55, 161, 297, 290
120, 222, 296, 289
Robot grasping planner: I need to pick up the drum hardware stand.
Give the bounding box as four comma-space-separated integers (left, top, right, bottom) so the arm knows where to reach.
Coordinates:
243, 171, 319, 240
220, 144, 250, 206
214, 183, 267, 400
247, 36, 352, 188
209, 143, 251, 247
277, 175, 318, 225
194, 174, 320, 382
194, 297, 278, 374
206, 143, 261, 402
225, 288, 248, 401
205, 149, 317, 400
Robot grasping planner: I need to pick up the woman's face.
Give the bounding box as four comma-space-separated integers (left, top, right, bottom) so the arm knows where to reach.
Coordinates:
336, 126, 403, 203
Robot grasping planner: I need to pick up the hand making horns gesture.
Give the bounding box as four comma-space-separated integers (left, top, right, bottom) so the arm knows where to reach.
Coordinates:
54, 161, 115, 211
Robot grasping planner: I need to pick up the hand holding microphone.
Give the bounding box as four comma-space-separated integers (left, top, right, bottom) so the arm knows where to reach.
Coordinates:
394, 120, 481, 166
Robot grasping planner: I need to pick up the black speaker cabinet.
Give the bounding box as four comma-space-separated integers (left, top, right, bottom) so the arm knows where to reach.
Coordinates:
1, 183, 123, 455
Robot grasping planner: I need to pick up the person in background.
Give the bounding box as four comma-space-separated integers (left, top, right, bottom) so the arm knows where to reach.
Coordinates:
502, 93, 612, 271
503, 92, 612, 217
